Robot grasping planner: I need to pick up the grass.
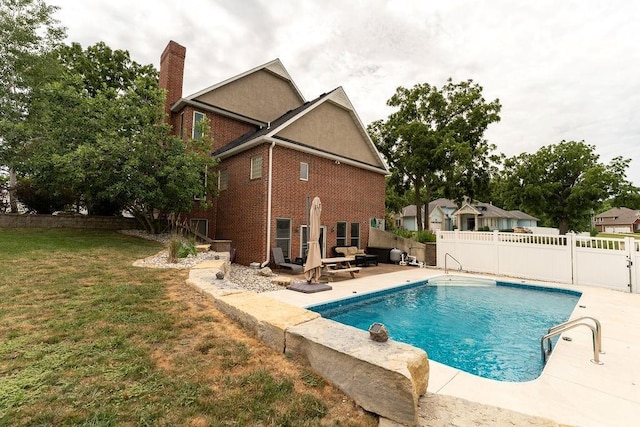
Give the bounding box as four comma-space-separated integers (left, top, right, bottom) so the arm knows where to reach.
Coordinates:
0, 228, 376, 426
597, 232, 640, 240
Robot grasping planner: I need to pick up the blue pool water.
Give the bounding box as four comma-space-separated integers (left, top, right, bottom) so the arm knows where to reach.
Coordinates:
310, 277, 581, 382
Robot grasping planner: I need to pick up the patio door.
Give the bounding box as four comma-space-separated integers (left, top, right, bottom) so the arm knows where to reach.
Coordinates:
301, 225, 327, 260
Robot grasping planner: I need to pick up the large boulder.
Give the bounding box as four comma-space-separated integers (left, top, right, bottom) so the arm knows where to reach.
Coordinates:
286, 318, 429, 426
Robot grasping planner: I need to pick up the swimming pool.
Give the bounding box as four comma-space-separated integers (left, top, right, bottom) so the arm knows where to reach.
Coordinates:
310, 276, 581, 382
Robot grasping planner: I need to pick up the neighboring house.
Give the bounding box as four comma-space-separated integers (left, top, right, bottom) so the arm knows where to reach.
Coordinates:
159, 41, 389, 265
401, 198, 538, 231
595, 207, 640, 233
401, 198, 457, 231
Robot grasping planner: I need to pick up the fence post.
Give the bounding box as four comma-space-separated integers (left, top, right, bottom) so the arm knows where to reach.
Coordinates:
493, 230, 500, 275
568, 233, 576, 285
625, 237, 635, 293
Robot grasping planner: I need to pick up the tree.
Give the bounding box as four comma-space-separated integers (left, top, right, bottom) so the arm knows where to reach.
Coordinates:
17, 42, 217, 231
498, 140, 631, 234
369, 79, 501, 230
0, 0, 65, 212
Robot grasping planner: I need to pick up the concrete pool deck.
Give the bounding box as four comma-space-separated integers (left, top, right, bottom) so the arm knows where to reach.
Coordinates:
264, 268, 640, 427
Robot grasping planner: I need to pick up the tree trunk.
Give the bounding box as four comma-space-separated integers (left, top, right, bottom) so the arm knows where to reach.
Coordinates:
9, 168, 18, 213
558, 218, 569, 235
423, 184, 431, 232
413, 178, 423, 231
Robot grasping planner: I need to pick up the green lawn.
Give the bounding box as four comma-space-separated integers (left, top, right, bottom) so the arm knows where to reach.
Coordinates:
0, 228, 374, 426
597, 232, 640, 240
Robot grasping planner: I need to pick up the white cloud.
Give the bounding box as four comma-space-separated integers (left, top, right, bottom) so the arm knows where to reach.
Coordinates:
49, 0, 640, 186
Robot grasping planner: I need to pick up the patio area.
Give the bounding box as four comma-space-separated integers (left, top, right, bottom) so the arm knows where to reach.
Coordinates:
263, 266, 640, 427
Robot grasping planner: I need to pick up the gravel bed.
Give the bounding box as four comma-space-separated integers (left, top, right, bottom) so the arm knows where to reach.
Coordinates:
120, 230, 282, 292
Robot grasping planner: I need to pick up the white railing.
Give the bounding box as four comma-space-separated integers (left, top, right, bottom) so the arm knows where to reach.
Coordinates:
436, 230, 638, 293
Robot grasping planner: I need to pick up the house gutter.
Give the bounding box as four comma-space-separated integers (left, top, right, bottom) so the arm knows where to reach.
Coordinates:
261, 140, 276, 267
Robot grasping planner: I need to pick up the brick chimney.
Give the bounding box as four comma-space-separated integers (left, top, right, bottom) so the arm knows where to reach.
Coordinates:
159, 40, 186, 120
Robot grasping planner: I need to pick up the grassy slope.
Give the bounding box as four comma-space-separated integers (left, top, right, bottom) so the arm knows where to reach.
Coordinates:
0, 228, 375, 427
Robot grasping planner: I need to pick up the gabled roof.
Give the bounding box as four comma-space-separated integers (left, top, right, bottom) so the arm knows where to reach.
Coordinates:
171, 58, 305, 124
509, 210, 539, 221
185, 58, 305, 104
429, 198, 459, 213
213, 87, 389, 174
596, 207, 640, 225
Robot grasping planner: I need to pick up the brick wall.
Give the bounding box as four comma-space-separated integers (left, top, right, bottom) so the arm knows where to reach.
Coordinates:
212, 144, 386, 265
0, 214, 142, 230
215, 144, 270, 265
269, 145, 385, 262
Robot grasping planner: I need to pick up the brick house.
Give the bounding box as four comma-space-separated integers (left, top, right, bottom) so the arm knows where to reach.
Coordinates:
159, 41, 389, 265
595, 207, 640, 233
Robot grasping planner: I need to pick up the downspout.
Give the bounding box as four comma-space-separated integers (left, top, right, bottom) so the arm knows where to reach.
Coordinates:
261, 140, 276, 267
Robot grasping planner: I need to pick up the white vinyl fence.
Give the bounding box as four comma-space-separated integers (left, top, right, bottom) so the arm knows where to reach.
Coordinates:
437, 231, 639, 293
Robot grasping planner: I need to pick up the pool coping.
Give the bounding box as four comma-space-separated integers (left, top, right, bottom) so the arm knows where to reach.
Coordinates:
264, 268, 640, 427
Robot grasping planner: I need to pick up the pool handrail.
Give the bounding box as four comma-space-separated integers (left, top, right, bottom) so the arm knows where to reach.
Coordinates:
541, 316, 604, 365
444, 253, 462, 274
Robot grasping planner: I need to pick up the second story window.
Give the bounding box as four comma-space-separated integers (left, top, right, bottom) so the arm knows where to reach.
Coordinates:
250, 156, 262, 179
218, 169, 228, 191
300, 162, 309, 181
193, 111, 205, 140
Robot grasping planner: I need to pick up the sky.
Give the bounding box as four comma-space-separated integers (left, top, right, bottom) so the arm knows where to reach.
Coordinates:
49, 0, 640, 186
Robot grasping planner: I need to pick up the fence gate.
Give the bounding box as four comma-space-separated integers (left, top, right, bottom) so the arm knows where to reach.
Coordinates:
573, 236, 637, 293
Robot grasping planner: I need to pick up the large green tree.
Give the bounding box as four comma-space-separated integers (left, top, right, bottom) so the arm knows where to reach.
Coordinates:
0, 0, 65, 212
17, 42, 217, 231
497, 140, 631, 234
369, 79, 501, 230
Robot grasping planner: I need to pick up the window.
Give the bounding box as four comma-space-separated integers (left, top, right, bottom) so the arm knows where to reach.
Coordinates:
193, 111, 205, 140
218, 169, 228, 191
275, 219, 291, 259
350, 222, 360, 248
194, 166, 208, 200
190, 219, 208, 238
179, 112, 184, 139
250, 156, 262, 179
336, 221, 347, 246
300, 162, 308, 181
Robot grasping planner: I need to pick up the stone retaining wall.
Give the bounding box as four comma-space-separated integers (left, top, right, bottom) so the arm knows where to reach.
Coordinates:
187, 268, 430, 426
0, 214, 142, 230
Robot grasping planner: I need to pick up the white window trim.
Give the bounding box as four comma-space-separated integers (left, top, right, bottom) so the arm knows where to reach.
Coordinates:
192, 111, 205, 139
350, 222, 360, 248
250, 156, 262, 180
300, 162, 309, 181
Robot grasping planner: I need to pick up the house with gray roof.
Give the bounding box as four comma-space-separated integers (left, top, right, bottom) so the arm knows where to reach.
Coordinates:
401, 199, 538, 231
595, 207, 640, 234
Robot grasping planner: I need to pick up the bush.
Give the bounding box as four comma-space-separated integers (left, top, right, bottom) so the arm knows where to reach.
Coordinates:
477, 226, 490, 232
15, 178, 73, 214
167, 238, 197, 263
414, 229, 436, 243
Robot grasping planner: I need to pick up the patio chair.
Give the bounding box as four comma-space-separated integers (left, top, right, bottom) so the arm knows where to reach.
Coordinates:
272, 247, 303, 273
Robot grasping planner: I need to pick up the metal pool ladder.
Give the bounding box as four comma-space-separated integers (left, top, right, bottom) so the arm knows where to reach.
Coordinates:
444, 253, 462, 274
541, 316, 604, 365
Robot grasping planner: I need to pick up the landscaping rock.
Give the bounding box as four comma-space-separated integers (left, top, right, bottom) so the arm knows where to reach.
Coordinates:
286, 318, 428, 427
271, 276, 292, 286
258, 267, 273, 277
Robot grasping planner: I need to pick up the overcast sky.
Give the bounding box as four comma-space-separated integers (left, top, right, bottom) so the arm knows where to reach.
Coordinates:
49, 0, 640, 186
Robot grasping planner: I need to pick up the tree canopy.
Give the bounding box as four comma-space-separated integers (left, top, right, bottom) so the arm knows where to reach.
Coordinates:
0, 0, 65, 211
13, 41, 217, 232
496, 140, 631, 234
369, 79, 501, 230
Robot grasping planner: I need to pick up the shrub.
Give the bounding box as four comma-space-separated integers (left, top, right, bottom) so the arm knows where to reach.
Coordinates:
414, 229, 436, 243
168, 238, 198, 263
